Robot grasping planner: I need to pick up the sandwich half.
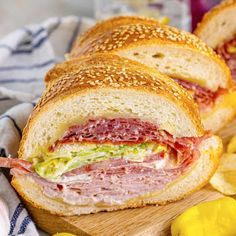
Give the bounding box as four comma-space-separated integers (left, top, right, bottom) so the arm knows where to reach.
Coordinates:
69, 16, 236, 133
194, 0, 236, 81
0, 54, 222, 216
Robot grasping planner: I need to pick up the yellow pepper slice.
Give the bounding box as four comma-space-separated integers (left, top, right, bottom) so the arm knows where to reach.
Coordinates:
171, 197, 236, 236
227, 135, 236, 153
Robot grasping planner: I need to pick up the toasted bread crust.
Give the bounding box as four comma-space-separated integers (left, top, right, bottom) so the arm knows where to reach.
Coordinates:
194, 0, 236, 43
73, 16, 160, 50
19, 54, 203, 158
70, 17, 215, 57
69, 17, 232, 88
12, 136, 222, 216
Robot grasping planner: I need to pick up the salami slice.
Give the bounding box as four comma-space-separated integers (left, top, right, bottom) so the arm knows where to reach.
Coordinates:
53, 118, 160, 146
174, 78, 227, 111
51, 118, 208, 153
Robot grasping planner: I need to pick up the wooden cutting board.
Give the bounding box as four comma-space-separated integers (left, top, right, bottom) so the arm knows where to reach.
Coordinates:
24, 121, 236, 236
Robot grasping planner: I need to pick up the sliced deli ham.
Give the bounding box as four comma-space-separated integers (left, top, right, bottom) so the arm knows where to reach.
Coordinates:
0, 149, 195, 205
0, 157, 32, 169
35, 153, 194, 206
0, 157, 32, 175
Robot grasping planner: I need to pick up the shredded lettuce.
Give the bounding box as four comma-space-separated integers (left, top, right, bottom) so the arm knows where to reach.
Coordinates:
34, 143, 167, 180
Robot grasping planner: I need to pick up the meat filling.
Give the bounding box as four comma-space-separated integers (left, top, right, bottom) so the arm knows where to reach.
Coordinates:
174, 78, 227, 112
216, 36, 236, 81
0, 118, 209, 206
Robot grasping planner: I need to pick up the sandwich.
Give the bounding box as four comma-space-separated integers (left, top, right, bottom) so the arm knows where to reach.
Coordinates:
0, 54, 222, 216
194, 0, 236, 81
194, 0, 236, 139
68, 16, 236, 133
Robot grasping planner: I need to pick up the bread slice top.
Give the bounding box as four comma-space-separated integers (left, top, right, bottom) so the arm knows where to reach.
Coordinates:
69, 16, 232, 91
194, 0, 236, 49
19, 54, 203, 160
73, 16, 159, 49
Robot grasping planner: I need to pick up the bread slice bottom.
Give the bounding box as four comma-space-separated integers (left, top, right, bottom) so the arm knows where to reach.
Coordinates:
12, 136, 222, 216
201, 90, 236, 133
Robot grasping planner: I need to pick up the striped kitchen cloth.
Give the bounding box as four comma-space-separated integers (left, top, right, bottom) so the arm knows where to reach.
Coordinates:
0, 16, 94, 236
0, 15, 94, 114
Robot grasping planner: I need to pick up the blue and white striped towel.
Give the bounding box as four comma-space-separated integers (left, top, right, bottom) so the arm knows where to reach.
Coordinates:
0, 16, 94, 236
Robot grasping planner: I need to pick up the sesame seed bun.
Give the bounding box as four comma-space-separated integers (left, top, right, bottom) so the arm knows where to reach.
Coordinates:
15, 54, 222, 216
19, 53, 203, 160
72, 16, 160, 51
69, 16, 232, 91
68, 16, 236, 133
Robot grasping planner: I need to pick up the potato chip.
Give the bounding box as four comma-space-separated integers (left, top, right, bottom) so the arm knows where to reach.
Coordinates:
227, 135, 236, 153
210, 153, 236, 195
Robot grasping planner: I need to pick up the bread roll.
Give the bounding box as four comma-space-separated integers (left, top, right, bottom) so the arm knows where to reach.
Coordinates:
0, 54, 222, 216
194, 0, 236, 49
0, 54, 220, 216
69, 16, 236, 133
